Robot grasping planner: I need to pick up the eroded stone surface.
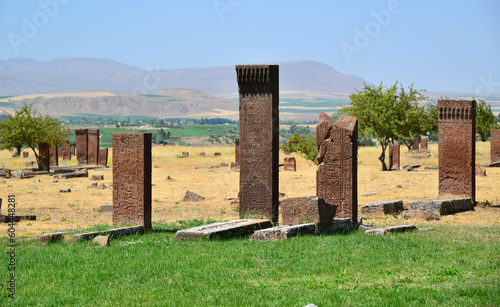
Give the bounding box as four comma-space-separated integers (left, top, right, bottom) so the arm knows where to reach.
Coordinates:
360, 200, 404, 216
475, 164, 486, 176
236, 65, 279, 223
280, 196, 337, 226
75, 226, 144, 240
92, 235, 110, 247
365, 225, 417, 236
175, 219, 272, 241
112, 133, 152, 229
402, 210, 440, 221
420, 138, 428, 150
316, 113, 358, 222
491, 129, 500, 163
87, 129, 100, 165
250, 223, 316, 241
183, 191, 205, 202
438, 100, 475, 202
407, 198, 474, 216
387, 144, 400, 170
284, 157, 296, 171
319, 218, 353, 234
75, 129, 88, 165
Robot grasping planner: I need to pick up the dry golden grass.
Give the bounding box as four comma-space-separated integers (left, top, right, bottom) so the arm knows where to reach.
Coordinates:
0, 142, 498, 237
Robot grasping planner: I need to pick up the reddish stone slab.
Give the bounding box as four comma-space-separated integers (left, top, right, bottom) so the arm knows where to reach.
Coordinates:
438, 100, 475, 203
70, 143, 76, 157
491, 129, 500, 163
112, 133, 152, 229
387, 144, 400, 170
316, 113, 358, 222
87, 129, 100, 165
236, 64, 279, 224
475, 163, 486, 176
49, 145, 58, 167
280, 196, 337, 226
75, 129, 88, 165
98, 148, 108, 166
62, 142, 71, 161
38, 143, 50, 170
22, 151, 28, 158
411, 136, 419, 150
420, 138, 428, 150
234, 138, 240, 167
284, 157, 296, 171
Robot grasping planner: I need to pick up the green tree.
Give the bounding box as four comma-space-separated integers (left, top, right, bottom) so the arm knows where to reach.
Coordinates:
0, 104, 70, 169
341, 81, 427, 170
475, 98, 500, 141
281, 132, 318, 165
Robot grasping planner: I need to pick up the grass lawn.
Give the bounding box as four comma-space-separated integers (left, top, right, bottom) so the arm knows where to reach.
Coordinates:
1, 221, 498, 306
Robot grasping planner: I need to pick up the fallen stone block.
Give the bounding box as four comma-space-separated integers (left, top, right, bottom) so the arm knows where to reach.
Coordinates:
280, 196, 337, 226
54, 169, 88, 179
40, 232, 66, 244
250, 223, 316, 241
402, 210, 440, 221
92, 174, 104, 180
98, 204, 113, 213
0, 215, 37, 223
407, 198, 474, 216
74, 226, 144, 241
365, 225, 417, 236
183, 190, 205, 202
92, 235, 110, 247
60, 188, 71, 193
12, 170, 24, 179
319, 218, 353, 234
360, 200, 404, 216
175, 219, 272, 241
481, 161, 500, 168
475, 164, 486, 176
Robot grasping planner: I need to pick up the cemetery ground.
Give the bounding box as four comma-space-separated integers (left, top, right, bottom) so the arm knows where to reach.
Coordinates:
1, 142, 499, 305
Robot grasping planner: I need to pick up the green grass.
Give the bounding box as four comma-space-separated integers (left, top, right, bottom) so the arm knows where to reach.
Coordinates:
1, 222, 498, 306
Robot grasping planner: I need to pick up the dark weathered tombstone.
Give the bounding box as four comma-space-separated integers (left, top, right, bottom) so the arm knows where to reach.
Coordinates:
38, 143, 50, 170
98, 148, 108, 166
112, 133, 152, 230
420, 138, 428, 150
411, 136, 419, 150
236, 64, 279, 224
234, 138, 240, 167
438, 99, 475, 203
280, 196, 337, 226
57, 146, 63, 158
183, 191, 205, 202
491, 129, 500, 163
22, 151, 28, 158
284, 157, 296, 171
283, 141, 291, 156
182, 152, 189, 158
387, 144, 400, 170
69, 143, 76, 157
49, 145, 58, 166
62, 142, 71, 161
87, 129, 100, 165
214, 152, 222, 156
75, 129, 88, 165
199, 152, 206, 157
316, 113, 358, 222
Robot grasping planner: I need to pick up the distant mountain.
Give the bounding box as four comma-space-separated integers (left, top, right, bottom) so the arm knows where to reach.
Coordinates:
0, 58, 368, 97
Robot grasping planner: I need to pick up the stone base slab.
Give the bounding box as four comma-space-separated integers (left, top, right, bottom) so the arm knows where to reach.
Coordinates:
250, 223, 316, 241
360, 200, 403, 216
175, 219, 272, 241
74, 226, 144, 241
365, 225, 417, 236
318, 218, 353, 234
407, 198, 474, 216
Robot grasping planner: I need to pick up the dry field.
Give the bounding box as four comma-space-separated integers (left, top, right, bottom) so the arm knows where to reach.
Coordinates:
0, 142, 499, 237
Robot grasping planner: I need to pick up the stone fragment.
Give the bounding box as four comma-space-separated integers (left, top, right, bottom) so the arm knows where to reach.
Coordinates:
92, 174, 104, 180
33, 179, 41, 183
214, 152, 221, 156
75, 226, 144, 240
0, 215, 36, 223
365, 225, 417, 236
199, 152, 206, 156
98, 204, 113, 212
360, 200, 404, 216
387, 144, 400, 170
12, 170, 24, 179
40, 232, 65, 244
220, 162, 228, 167
284, 157, 296, 171
0, 180, 6, 183
60, 188, 71, 193
402, 210, 440, 221
175, 219, 272, 241
236, 64, 279, 223
280, 196, 337, 226
319, 218, 353, 234
181, 152, 189, 158
183, 191, 205, 202
113, 133, 152, 230
438, 99, 476, 202
22, 151, 29, 158
250, 223, 316, 241
475, 164, 486, 176
407, 198, 474, 216
92, 235, 110, 247
481, 161, 500, 168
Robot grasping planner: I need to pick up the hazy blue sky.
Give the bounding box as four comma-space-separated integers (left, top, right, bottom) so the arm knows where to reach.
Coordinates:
1, 0, 499, 94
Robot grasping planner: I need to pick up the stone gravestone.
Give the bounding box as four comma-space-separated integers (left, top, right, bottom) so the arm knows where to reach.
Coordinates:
387, 144, 400, 170
411, 136, 419, 150
75, 129, 88, 165
38, 143, 50, 170
438, 99, 475, 203
62, 142, 71, 161
22, 151, 28, 158
49, 145, 58, 166
236, 64, 279, 224
98, 148, 108, 167
87, 129, 100, 165
283, 142, 291, 156
316, 112, 358, 222
69, 143, 76, 157
234, 138, 240, 167
420, 138, 428, 150
284, 157, 296, 171
112, 133, 152, 230
491, 129, 500, 163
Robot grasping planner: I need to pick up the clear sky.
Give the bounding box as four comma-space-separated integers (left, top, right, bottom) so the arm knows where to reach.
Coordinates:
1, 0, 499, 94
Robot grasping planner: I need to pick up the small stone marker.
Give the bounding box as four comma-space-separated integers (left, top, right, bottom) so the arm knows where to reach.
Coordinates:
199, 152, 206, 156
98, 204, 113, 212
183, 191, 205, 202
220, 162, 228, 167
22, 151, 29, 158
49, 145, 58, 167
365, 225, 417, 236
92, 235, 110, 247
182, 152, 189, 158
407, 198, 474, 216
214, 152, 221, 156
92, 174, 104, 180
175, 219, 272, 241
284, 157, 296, 171
12, 170, 24, 179
40, 232, 65, 244
250, 223, 316, 241
360, 200, 404, 216
402, 210, 440, 221
280, 196, 337, 226
491, 129, 500, 163
60, 188, 71, 193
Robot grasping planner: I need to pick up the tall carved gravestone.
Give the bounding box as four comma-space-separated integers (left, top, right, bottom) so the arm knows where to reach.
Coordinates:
98, 148, 108, 167
49, 145, 58, 166
411, 136, 419, 150
438, 99, 475, 203
87, 129, 100, 165
491, 129, 500, 163
62, 143, 71, 161
236, 64, 279, 224
38, 143, 50, 170
112, 133, 152, 229
69, 143, 76, 157
387, 144, 400, 170
420, 138, 428, 150
75, 129, 88, 165
316, 112, 358, 222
